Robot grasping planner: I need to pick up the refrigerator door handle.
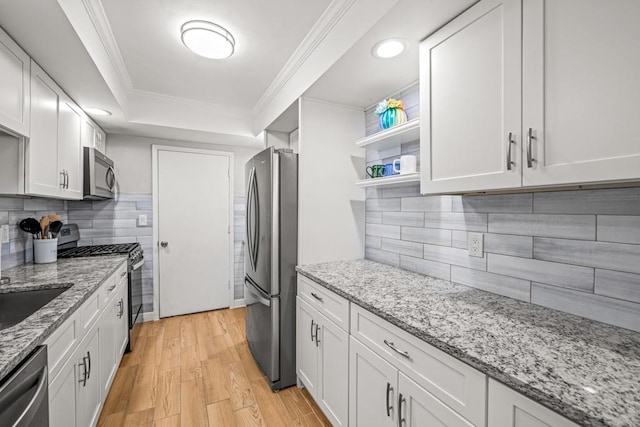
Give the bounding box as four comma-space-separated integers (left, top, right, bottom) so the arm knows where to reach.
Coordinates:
246, 167, 256, 271
245, 278, 271, 307
252, 168, 260, 270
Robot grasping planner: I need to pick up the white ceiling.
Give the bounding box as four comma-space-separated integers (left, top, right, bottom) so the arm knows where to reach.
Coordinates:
306, 0, 476, 108
101, 0, 330, 109
0, 0, 476, 145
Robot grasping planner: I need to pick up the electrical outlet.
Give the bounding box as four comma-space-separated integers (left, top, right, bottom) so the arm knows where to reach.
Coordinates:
0, 225, 9, 244
138, 214, 148, 226
468, 232, 484, 257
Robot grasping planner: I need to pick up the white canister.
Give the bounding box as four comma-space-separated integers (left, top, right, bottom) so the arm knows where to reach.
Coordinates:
392, 155, 417, 175
34, 238, 58, 264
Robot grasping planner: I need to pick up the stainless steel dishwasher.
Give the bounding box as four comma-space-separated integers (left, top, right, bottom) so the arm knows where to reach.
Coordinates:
0, 346, 48, 426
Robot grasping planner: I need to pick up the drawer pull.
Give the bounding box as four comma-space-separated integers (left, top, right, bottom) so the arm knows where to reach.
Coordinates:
120, 271, 127, 278
384, 339, 410, 359
310, 292, 324, 302
386, 382, 393, 417
108, 284, 116, 292
311, 320, 316, 342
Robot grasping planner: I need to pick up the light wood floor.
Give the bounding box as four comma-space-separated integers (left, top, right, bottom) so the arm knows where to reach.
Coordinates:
97, 307, 331, 426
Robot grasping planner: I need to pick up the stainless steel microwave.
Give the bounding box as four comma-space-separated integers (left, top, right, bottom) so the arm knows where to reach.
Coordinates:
83, 147, 116, 199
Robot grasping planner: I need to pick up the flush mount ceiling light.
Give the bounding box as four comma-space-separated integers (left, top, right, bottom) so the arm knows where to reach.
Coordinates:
371, 38, 408, 59
84, 107, 112, 116
181, 20, 235, 59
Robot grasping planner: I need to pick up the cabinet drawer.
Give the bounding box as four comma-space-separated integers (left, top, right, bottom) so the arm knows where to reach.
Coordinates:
44, 311, 79, 380
101, 274, 118, 307
298, 274, 349, 332
115, 263, 128, 286
351, 304, 486, 426
80, 289, 101, 333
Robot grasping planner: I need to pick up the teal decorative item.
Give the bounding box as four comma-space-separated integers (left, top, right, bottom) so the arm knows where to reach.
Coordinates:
375, 98, 408, 130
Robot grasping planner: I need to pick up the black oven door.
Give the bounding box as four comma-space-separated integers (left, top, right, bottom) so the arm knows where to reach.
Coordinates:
127, 258, 144, 351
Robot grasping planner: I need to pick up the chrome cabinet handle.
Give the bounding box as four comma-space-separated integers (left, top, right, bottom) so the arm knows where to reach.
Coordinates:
117, 299, 124, 318
108, 284, 116, 292
310, 292, 324, 302
384, 339, 410, 359
506, 132, 514, 171
120, 271, 127, 278
78, 358, 87, 386
315, 324, 321, 347
527, 128, 536, 168
65, 170, 69, 189
386, 382, 394, 417
398, 393, 406, 427
86, 351, 91, 379
160, 241, 168, 248
310, 319, 316, 342
60, 171, 66, 188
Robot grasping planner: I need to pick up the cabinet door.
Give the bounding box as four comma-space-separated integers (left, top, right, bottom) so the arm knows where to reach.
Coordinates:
95, 128, 106, 154
27, 62, 61, 198
58, 96, 83, 199
81, 116, 96, 149
76, 327, 101, 427
488, 380, 578, 427
116, 283, 129, 357
399, 372, 474, 427
317, 313, 349, 427
420, 0, 522, 194
49, 356, 78, 427
349, 336, 397, 427
296, 297, 319, 398
0, 27, 30, 136
522, 0, 640, 187
99, 301, 116, 398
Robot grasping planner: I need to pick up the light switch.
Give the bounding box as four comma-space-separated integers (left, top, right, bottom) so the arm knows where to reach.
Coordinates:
138, 214, 148, 226
0, 225, 9, 244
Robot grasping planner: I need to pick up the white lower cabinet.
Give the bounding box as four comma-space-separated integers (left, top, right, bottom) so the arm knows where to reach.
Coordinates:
47, 263, 130, 427
49, 354, 78, 427
349, 336, 473, 427
488, 380, 578, 427
76, 327, 101, 427
349, 336, 397, 427
296, 297, 349, 427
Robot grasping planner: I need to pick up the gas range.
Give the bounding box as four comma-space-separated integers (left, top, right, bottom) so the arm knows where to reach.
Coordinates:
56, 224, 144, 352
58, 243, 143, 265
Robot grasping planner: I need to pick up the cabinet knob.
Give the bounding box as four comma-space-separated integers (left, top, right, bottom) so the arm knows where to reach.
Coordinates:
160, 241, 169, 248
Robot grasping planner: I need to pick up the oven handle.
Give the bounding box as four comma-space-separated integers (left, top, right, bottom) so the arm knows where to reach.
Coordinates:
131, 259, 144, 271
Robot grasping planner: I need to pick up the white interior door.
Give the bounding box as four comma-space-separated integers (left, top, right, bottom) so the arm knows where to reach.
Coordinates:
158, 149, 231, 318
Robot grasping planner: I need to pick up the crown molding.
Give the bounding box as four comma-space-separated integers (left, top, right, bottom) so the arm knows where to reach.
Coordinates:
252, 0, 357, 116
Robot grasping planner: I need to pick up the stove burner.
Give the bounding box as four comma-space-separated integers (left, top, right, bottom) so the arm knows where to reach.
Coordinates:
58, 243, 141, 258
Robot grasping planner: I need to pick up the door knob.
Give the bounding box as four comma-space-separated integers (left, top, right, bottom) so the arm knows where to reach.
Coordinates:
160, 241, 168, 247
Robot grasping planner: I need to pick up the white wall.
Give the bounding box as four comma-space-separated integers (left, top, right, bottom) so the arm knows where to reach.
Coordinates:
298, 98, 365, 265
106, 134, 261, 195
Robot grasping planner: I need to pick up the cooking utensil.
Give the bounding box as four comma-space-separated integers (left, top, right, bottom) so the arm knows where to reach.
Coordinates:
19, 218, 42, 237
49, 221, 63, 238
40, 217, 50, 239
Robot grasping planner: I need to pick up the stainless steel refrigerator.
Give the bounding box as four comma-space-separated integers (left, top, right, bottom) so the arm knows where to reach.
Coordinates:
244, 147, 298, 390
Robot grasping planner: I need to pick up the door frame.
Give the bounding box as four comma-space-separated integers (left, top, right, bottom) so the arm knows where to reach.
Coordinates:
151, 144, 235, 320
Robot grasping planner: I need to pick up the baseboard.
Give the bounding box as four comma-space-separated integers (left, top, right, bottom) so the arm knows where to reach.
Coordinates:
231, 298, 246, 308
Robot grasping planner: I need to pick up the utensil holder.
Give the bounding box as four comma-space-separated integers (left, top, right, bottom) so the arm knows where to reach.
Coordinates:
34, 238, 58, 264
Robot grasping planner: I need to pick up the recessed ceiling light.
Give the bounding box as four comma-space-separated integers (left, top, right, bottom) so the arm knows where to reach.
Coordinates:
372, 38, 407, 59
84, 107, 112, 116
181, 20, 235, 59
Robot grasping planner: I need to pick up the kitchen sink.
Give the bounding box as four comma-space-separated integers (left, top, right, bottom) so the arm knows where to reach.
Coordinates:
0, 286, 70, 331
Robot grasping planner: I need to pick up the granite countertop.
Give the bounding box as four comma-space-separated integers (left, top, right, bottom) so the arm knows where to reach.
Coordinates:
0, 256, 127, 380
297, 259, 640, 427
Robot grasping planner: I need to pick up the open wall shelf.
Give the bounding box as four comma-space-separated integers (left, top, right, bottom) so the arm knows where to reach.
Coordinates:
355, 172, 420, 188
355, 118, 420, 151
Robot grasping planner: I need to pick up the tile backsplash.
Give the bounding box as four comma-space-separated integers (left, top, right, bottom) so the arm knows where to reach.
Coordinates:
0, 196, 68, 270
365, 185, 640, 332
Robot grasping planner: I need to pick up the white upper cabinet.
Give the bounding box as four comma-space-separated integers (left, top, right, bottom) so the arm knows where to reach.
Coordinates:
0, 27, 30, 136
27, 62, 61, 198
27, 61, 83, 200
82, 116, 107, 154
522, 0, 640, 187
420, 0, 522, 194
